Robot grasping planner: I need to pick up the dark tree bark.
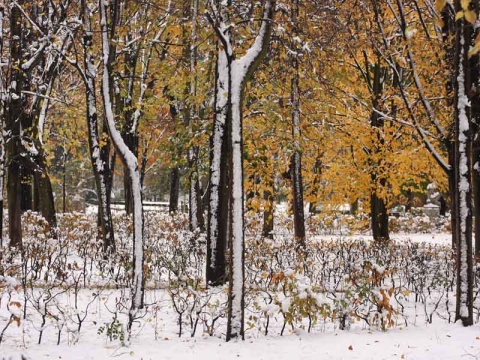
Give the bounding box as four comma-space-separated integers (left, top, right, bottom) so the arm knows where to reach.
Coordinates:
441, 3, 458, 249
0, 5, 5, 246
290, 0, 306, 249
80, 0, 115, 253
405, 189, 413, 213
453, 0, 474, 326
6, 3, 24, 248
369, 62, 389, 241
169, 167, 180, 213
121, 45, 140, 215
5, 1, 75, 246
262, 178, 274, 239
188, 148, 205, 232
206, 50, 229, 286
211, 0, 275, 342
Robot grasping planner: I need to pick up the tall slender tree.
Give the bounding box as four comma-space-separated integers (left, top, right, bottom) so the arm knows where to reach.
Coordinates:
207, 0, 276, 341
453, 0, 475, 327
289, 0, 306, 248
98, 0, 145, 327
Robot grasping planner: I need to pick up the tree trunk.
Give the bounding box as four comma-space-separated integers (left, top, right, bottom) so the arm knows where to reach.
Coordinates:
371, 191, 389, 241
369, 61, 389, 242
474, 144, 480, 260
20, 169, 32, 212
290, 0, 306, 249
6, 3, 24, 248
227, 73, 246, 340
0, 5, 4, 246
7, 163, 22, 248
99, 0, 144, 318
33, 149, 57, 232
206, 49, 229, 287
473, 151, 480, 263
124, 165, 134, 214
189, 148, 204, 232
33, 169, 57, 231
405, 190, 413, 213
262, 178, 274, 239
448, 144, 457, 248
453, 7, 474, 326
169, 167, 180, 213
80, 0, 115, 253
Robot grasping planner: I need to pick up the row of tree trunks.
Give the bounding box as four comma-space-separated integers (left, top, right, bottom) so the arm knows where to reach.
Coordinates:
4, 0, 80, 247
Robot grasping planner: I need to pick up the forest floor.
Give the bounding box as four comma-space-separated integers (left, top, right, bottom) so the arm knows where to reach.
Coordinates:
2, 320, 479, 360
2, 232, 479, 360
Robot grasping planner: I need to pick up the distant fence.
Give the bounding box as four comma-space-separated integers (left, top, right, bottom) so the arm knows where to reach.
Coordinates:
111, 201, 170, 212
87, 201, 172, 213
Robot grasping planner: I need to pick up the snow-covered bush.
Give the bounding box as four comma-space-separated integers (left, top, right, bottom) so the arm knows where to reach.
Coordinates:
0, 210, 473, 346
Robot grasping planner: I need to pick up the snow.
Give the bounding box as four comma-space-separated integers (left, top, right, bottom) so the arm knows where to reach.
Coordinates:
1, 275, 478, 360
6, 327, 467, 360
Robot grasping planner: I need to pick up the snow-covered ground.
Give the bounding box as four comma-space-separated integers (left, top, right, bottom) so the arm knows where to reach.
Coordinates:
2, 232, 479, 360
314, 233, 452, 246
2, 312, 479, 360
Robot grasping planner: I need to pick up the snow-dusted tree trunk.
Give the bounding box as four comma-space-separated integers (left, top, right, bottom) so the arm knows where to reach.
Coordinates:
6, 2, 24, 248
208, 0, 276, 341
121, 28, 140, 216
0, 5, 5, 246
80, 0, 115, 253
99, 0, 145, 318
4, 0, 78, 246
206, 43, 230, 286
453, 5, 474, 327
187, 0, 204, 232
